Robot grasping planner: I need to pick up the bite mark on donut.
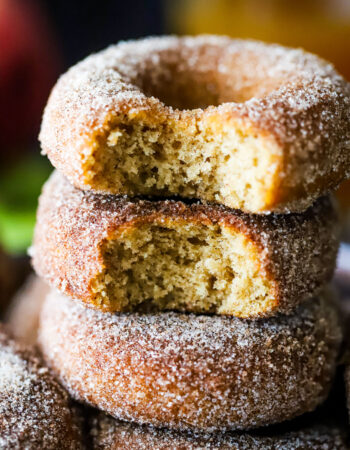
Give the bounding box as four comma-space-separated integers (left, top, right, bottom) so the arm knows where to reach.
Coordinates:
90, 218, 277, 317
32, 172, 340, 318
85, 115, 283, 213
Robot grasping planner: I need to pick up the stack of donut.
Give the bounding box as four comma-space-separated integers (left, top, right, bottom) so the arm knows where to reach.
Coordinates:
27, 36, 350, 446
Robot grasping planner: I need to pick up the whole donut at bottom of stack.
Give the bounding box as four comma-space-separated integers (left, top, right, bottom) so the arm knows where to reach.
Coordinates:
39, 290, 342, 432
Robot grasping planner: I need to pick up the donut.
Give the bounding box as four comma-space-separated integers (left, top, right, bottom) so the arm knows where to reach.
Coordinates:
90, 413, 348, 450
6, 275, 49, 345
32, 171, 340, 318
39, 35, 350, 214
0, 324, 83, 448
38, 290, 342, 432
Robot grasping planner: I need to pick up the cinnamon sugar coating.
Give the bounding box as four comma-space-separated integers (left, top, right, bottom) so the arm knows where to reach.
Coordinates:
0, 325, 83, 449
39, 35, 350, 213
39, 291, 342, 432
33, 172, 340, 318
90, 413, 348, 450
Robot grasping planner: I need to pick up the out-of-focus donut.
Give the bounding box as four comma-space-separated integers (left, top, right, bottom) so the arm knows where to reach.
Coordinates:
90, 412, 348, 450
6, 275, 49, 345
0, 325, 83, 448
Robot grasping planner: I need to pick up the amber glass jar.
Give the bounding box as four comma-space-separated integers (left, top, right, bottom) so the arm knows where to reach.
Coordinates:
169, 0, 350, 78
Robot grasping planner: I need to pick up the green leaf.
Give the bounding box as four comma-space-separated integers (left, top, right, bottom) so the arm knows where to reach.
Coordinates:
0, 152, 52, 254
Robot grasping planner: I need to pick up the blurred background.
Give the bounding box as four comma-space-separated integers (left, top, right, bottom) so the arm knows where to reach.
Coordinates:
1, 0, 350, 256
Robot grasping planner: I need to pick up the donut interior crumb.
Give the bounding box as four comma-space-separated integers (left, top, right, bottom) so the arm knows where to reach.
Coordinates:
90, 221, 276, 317
85, 119, 282, 213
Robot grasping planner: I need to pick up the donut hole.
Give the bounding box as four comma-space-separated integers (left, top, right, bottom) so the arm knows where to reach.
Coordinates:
125, 44, 284, 110
138, 68, 223, 110
130, 63, 253, 110
91, 221, 276, 317
138, 70, 253, 109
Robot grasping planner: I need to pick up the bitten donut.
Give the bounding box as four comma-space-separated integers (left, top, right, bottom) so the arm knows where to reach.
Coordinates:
39, 35, 350, 213
6, 275, 49, 345
90, 413, 348, 450
32, 171, 340, 318
0, 325, 82, 449
39, 290, 341, 432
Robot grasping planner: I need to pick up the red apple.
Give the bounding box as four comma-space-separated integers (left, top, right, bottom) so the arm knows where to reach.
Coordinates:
0, 0, 60, 150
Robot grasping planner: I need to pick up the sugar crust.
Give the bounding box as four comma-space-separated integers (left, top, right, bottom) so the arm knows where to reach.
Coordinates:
0, 324, 82, 448
32, 171, 340, 318
39, 35, 350, 213
39, 291, 342, 432
91, 412, 348, 450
